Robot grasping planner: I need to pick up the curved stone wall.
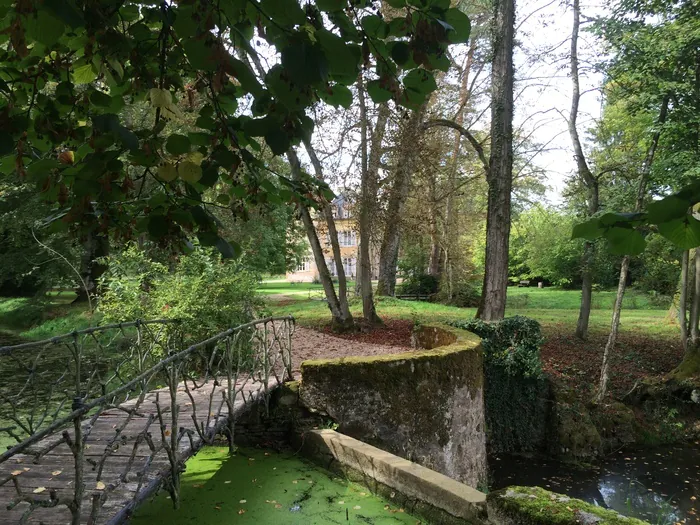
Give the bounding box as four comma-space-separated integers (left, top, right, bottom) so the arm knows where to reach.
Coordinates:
299, 323, 488, 488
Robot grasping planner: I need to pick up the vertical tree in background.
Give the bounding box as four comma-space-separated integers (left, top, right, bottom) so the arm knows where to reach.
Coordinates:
568, 0, 598, 340
477, 0, 515, 321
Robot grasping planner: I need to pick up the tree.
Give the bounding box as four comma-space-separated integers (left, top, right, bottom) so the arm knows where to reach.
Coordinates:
0, 0, 469, 258
477, 0, 515, 321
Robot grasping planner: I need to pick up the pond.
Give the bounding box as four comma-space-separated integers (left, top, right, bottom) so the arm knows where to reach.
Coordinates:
132, 446, 425, 524
490, 444, 700, 524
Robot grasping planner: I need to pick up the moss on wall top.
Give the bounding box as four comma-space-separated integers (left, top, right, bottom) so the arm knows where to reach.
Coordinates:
300, 323, 480, 370
487, 486, 650, 525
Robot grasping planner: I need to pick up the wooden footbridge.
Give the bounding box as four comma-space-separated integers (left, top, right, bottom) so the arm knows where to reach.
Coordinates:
0, 317, 294, 524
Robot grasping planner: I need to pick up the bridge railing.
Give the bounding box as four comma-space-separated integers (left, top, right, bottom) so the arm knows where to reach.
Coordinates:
0, 316, 295, 525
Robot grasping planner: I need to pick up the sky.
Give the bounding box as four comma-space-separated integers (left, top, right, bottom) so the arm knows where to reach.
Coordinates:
514, 0, 607, 203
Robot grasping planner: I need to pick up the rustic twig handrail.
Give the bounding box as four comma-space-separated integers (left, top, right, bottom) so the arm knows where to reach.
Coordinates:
0, 316, 295, 525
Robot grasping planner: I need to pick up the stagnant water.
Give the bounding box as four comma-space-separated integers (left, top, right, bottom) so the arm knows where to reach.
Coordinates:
490, 444, 700, 524
132, 447, 424, 524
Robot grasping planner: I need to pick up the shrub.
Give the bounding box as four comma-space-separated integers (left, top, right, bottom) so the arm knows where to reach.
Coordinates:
450, 316, 548, 454
399, 273, 439, 296
98, 245, 263, 344
436, 281, 481, 307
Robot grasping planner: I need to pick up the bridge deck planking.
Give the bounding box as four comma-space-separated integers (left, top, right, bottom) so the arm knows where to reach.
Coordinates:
0, 379, 274, 525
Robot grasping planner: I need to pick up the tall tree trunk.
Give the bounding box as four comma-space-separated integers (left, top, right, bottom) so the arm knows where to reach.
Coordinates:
357, 74, 384, 325
691, 248, 700, 346
376, 104, 426, 296
594, 97, 669, 402
441, 40, 476, 293
302, 138, 353, 324
477, 0, 515, 321
287, 148, 354, 332
679, 250, 689, 352
74, 228, 109, 303
569, 0, 599, 340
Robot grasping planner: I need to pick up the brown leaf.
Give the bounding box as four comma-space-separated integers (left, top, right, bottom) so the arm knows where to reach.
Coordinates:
33, 487, 46, 494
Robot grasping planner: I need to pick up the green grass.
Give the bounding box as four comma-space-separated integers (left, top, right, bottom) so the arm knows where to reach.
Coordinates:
268, 295, 678, 338
259, 281, 668, 311
0, 293, 96, 340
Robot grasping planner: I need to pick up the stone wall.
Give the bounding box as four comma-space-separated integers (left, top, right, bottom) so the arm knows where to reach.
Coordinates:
299, 323, 488, 488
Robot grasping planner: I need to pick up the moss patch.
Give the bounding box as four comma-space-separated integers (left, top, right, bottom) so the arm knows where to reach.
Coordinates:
487, 486, 650, 525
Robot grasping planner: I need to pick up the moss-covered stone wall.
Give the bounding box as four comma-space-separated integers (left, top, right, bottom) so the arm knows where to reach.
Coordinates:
299, 323, 488, 488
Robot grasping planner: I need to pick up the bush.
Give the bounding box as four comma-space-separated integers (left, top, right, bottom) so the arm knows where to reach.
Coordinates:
436, 281, 481, 307
399, 273, 439, 296
450, 316, 549, 454
98, 245, 263, 344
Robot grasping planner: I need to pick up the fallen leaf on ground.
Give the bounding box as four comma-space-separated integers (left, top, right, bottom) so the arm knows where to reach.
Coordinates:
33, 487, 46, 494
224, 481, 231, 484
51, 470, 62, 476
239, 499, 246, 504
11, 470, 22, 476
238, 509, 246, 515
353, 505, 361, 510
96, 481, 106, 490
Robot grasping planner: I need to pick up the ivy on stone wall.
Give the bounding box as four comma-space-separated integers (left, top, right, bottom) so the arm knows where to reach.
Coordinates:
451, 316, 550, 454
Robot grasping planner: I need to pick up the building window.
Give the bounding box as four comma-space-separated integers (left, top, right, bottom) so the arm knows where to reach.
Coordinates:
343, 257, 356, 277
296, 257, 311, 272
338, 230, 356, 247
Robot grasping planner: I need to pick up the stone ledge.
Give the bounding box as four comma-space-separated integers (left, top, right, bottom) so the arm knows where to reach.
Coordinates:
302, 429, 488, 524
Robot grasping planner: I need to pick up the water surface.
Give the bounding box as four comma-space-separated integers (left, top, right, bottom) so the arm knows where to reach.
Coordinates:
491, 445, 699, 524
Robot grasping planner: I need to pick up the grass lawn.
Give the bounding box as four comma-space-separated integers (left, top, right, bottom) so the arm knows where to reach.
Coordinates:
264, 283, 676, 338
0, 292, 98, 341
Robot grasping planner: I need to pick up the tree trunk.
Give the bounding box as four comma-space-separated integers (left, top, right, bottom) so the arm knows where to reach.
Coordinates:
357, 74, 383, 325
302, 138, 353, 324
376, 104, 426, 296
569, 0, 599, 340
594, 96, 669, 401
287, 148, 354, 332
442, 40, 476, 293
477, 0, 515, 321
594, 255, 630, 404
691, 248, 700, 346
74, 228, 109, 304
679, 250, 689, 351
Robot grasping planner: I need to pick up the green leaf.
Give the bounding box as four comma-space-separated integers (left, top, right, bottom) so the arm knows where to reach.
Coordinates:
316, 0, 344, 11
166, 134, 191, 156
361, 15, 388, 38
604, 227, 646, 256
403, 68, 437, 94
443, 8, 471, 44
44, 0, 83, 29
265, 128, 290, 155
317, 30, 360, 83
390, 41, 411, 66
27, 11, 65, 48
27, 158, 61, 178
260, 0, 306, 26
72, 64, 97, 84
658, 217, 700, 249
367, 80, 393, 103
385, 0, 407, 6
228, 57, 264, 97
183, 38, 217, 72
319, 85, 353, 108
178, 161, 203, 183
281, 40, 328, 85
571, 218, 602, 241
647, 195, 689, 224
89, 90, 112, 108
216, 237, 239, 259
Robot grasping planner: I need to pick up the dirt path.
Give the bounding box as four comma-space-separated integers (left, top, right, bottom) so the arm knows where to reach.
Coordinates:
290, 326, 412, 375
